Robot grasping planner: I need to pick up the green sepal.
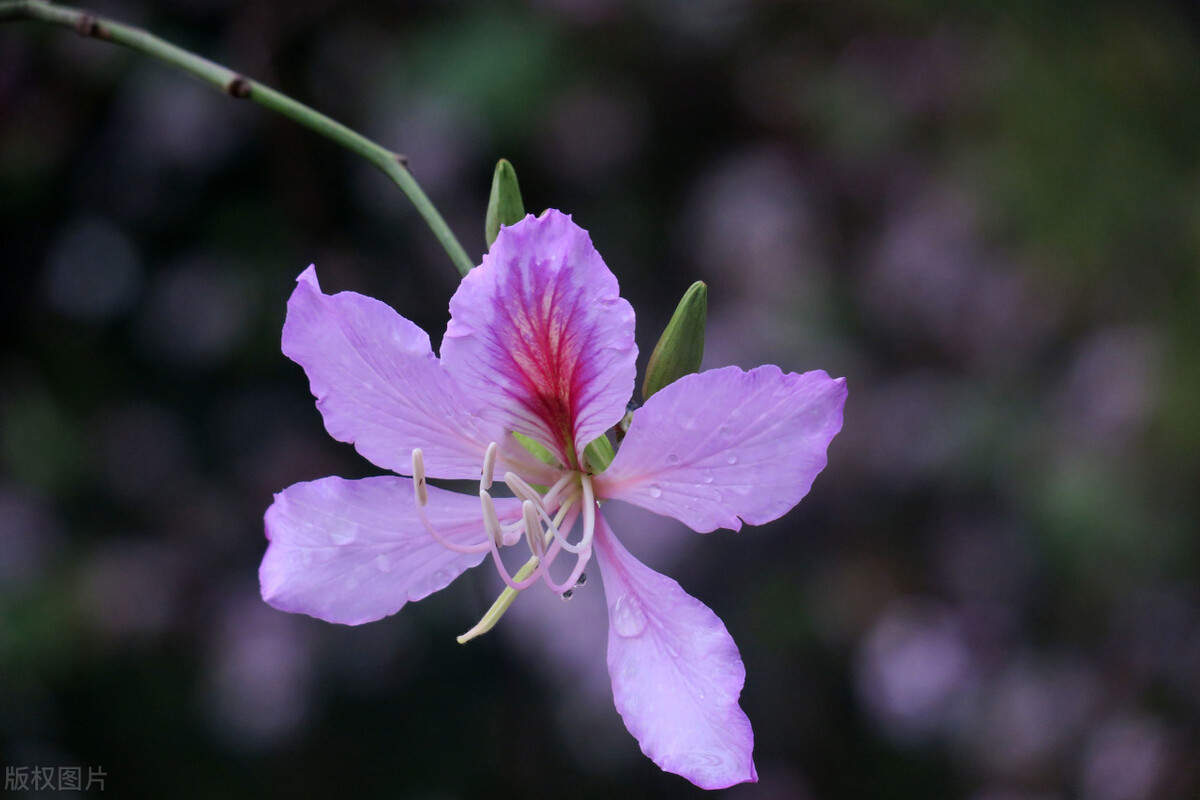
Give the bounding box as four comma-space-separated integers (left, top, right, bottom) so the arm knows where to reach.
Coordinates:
584, 434, 615, 473
485, 158, 526, 249
642, 281, 707, 400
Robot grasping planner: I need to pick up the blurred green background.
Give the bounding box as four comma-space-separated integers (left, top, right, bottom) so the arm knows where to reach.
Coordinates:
3, 0, 1200, 797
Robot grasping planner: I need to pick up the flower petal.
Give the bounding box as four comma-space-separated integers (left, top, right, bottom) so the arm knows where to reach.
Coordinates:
596, 365, 846, 532
283, 266, 497, 479
441, 211, 636, 468
261, 475, 521, 625
594, 513, 757, 789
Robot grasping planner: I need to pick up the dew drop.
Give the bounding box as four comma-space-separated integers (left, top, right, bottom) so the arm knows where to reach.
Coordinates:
374, 554, 392, 572
561, 589, 574, 601
648, 485, 663, 498
611, 593, 649, 638
702, 470, 714, 484
666, 453, 679, 465
329, 524, 357, 545
574, 572, 587, 588
725, 454, 738, 465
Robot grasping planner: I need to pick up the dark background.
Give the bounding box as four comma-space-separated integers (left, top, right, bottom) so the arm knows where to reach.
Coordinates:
3, 0, 1200, 797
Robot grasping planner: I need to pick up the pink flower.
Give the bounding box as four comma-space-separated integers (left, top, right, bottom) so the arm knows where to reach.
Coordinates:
260, 210, 846, 789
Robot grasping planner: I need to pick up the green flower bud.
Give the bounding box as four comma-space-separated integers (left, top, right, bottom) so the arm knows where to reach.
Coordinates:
642, 281, 707, 400
485, 158, 525, 249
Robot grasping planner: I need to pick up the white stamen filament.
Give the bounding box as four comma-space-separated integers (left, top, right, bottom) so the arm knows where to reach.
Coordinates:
542, 473, 573, 504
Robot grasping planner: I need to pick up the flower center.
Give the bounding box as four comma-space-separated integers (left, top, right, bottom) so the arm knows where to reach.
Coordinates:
410, 441, 596, 598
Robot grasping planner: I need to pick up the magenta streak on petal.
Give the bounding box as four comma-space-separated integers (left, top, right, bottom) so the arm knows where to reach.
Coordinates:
441, 211, 637, 468
488, 255, 588, 464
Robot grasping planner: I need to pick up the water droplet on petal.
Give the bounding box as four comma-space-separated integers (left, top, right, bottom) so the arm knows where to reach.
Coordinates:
374, 554, 392, 572
666, 453, 679, 464
726, 454, 738, 465
611, 593, 648, 638
561, 588, 574, 601
574, 572, 587, 587
702, 470, 714, 484
329, 524, 357, 545
648, 485, 663, 498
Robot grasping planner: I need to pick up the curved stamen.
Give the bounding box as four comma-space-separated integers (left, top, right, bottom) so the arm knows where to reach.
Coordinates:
540, 475, 596, 593
541, 473, 575, 511
477, 490, 546, 591
412, 447, 494, 554
416, 497, 491, 554
541, 546, 591, 594
505, 471, 588, 554
580, 473, 597, 552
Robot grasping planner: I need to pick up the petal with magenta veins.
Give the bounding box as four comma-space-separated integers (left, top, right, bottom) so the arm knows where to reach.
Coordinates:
441, 211, 636, 467
261, 475, 522, 625
595, 366, 846, 532
283, 266, 499, 480
594, 513, 757, 790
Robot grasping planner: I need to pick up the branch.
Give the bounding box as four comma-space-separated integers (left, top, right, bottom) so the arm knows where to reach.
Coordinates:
0, 0, 475, 277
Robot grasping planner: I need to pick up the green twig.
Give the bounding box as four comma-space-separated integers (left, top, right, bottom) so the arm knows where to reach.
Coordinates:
0, 0, 475, 277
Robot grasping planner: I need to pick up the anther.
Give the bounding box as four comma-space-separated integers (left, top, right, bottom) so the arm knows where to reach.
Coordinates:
522, 500, 543, 557
481, 442, 498, 491
504, 471, 546, 512
411, 449, 428, 506
480, 490, 504, 546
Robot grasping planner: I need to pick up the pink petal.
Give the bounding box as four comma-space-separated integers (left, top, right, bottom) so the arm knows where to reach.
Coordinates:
283, 267, 498, 480
441, 211, 636, 468
261, 475, 520, 625
594, 513, 757, 789
596, 366, 846, 532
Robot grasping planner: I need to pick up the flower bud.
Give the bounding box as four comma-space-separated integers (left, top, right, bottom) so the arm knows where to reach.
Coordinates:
485, 159, 525, 249
642, 281, 707, 400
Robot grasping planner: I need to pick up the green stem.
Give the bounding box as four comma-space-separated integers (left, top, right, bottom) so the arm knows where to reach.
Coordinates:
0, 0, 475, 277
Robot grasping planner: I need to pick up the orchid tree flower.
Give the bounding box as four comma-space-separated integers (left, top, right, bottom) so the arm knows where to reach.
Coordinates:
260, 210, 847, 789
